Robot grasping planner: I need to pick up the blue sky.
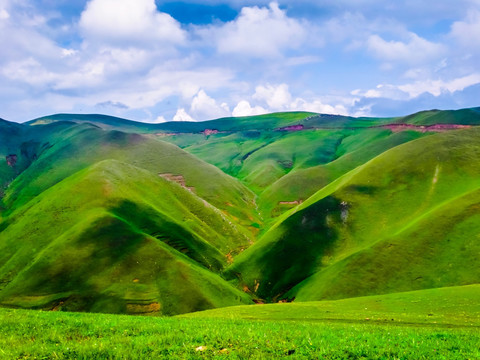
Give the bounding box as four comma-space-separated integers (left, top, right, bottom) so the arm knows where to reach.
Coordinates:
0, 0, 479, 122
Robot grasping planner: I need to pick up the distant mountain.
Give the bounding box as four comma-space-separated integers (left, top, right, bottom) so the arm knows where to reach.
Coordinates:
1, 107, 479, 314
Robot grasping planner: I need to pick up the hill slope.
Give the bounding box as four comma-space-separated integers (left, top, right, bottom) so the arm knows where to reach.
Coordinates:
228, 127, 480, 301
0, 160, 251, 315
1, 107, 480, 314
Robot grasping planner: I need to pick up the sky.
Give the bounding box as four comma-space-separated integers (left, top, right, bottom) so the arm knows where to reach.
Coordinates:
0, 0, 479, 123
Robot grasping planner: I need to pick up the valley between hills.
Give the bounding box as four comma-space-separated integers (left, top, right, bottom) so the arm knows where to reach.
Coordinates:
1, 107, 480, 318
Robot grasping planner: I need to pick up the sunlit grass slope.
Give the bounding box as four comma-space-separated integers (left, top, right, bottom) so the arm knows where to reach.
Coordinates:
0, 160, 251, 315
229, 127, 480, 301
2, 286, 480, 359
258, 129, 429, 220
398, 107, 480, 125
183, 284, 480, 326
1, 123, 259, 229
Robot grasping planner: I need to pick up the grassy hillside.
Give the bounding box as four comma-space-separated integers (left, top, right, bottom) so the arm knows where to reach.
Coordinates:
1, 107, 480, 315
257, 129, 428, 220
0, 160, 251, 315
183, 285, 480, 326
229, 127, 480, 301
1, 123, 259, 229
398, 107, 480, 125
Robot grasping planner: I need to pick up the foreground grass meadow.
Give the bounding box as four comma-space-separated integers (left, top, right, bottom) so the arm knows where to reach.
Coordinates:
2, 287, 480, 360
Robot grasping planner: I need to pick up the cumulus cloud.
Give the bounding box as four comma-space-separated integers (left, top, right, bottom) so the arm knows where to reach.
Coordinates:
367, 33, 445, 65
291, 98, 348, 115
0, 8, 9, 20
354, 73, 480, 101
154, 115, 168, 123
253, 83, 291, 110
2, 58, 57, 87
173, 108, 196, 122
398, 74, 480, 98
79, 0, 186, 45
211, 2, 307, 57
232, 100, 267, 117
450, 9, 480, 48
190, 90, 230, 120
234, 83, 350, 116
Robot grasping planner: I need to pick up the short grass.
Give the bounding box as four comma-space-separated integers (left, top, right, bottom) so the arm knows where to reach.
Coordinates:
183, 285, 480, 326
1, 286, 480, 359
399, 108, 480, 125
0, 160, 252, 315
230, 128, 480, 301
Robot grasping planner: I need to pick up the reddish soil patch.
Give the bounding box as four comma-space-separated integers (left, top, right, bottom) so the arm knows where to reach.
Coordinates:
5, 154, 17, 167
276, 124, 304, 132
203, 129, 219, 136
159, 173, 195, 193
381, 123, 471, 133
279, 200, 303, 205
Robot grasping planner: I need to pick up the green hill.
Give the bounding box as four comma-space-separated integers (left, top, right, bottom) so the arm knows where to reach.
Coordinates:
0, 159, 251, 315
1, 107, 480, 315
227, 127, 480, 301
398, 107, 480, 125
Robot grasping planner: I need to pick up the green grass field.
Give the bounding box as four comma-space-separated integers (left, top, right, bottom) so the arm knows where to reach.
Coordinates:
1, 286, 480, 359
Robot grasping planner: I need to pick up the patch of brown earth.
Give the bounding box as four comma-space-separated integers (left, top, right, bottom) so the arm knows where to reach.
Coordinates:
203, 129, 219, 136
279, 200, 303, 205
253, 299, 265, 304
381, 124, 471, 133
276, 124, 304, 132
159, 173, 195, 193
5, 154, 17, 167
126, 302, 161, 314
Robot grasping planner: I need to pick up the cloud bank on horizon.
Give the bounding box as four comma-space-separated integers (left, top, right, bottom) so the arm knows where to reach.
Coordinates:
0, 0, 479, 122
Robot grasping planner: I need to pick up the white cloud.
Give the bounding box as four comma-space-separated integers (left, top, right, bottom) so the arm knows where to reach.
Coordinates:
79, 0, 185, 45
285, 55, 322, 67
398, 74, 480, 98
212, 2, 307, 57
61, 49, 77, 57
173, 108, 195, 122
250, 83, 349, 115
352, 84, 409, 100
291, 98, 348, 115
190, 90, 230, 120
253, 83, 291, 110
354, 73, 480, 100
367, 33, 445, 65
0, 8, 9, 20
233, 83, 350, 116
154, 115, 167, 123
232, 100, 268, 117
2, 58, 57, 87
450, 9, 480, 48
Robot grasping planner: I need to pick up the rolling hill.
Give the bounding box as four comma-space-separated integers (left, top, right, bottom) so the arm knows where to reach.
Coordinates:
1, 107, 479, 315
